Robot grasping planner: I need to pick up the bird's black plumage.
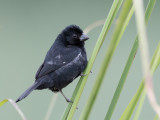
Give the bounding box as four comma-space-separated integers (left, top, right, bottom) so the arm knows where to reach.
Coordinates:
16, 25, 89, 103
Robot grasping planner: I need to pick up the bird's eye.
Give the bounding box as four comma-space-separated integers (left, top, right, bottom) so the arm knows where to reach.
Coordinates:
72, 34, 77, 39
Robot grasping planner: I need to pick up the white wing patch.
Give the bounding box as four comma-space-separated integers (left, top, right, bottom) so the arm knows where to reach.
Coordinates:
77, 52, 81, 57
55, 54, 61, 59
47, 54, 62, 65
47, 52, 82, 66
73, 52, 82, 62
47, 60, 53, 65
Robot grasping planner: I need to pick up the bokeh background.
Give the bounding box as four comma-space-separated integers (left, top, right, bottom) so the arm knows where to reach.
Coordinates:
0, 0, 160, 120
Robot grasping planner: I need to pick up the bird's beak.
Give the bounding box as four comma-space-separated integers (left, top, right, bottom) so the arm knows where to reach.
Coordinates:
80, 33, 89, 41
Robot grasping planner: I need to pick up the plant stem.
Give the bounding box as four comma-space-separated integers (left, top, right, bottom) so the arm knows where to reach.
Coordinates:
79, 0, 132, 120
62, 0, 124, 119
119, 0, 157, 119
133, 90, 146, 120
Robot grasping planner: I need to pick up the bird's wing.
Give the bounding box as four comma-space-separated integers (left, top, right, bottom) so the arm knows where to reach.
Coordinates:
35, 48, 81, 80
35, 63, 44, 79
35, 63, 61, 79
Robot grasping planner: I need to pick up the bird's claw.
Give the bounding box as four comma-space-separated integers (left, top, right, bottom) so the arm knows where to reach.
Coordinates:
80, 71, 92, 77
66, 99, 78, 109
80, 73, 87, 76
66, 98, 73, 103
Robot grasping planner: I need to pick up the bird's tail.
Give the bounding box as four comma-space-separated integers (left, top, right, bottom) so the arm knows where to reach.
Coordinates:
16, 82, 40, 103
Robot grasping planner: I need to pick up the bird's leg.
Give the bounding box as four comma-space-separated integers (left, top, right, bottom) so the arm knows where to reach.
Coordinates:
59, 90, 73, 103
59, 90, 79, 109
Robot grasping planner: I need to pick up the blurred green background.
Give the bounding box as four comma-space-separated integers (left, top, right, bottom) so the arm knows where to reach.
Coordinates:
0, 0, 160, 120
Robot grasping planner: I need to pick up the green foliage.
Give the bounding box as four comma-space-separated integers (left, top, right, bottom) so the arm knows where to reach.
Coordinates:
120, 41, 160, 120
80, 0, 133, 119
0, 99, 8, 107
0, 0, 158, 119
0, 99, 27, 120
62, 0, 124, 119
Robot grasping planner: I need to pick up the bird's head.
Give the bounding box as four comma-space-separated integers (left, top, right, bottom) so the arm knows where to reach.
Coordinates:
61, 25, 89, 46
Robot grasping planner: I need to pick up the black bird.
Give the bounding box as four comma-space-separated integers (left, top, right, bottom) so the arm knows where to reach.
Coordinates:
16, 25, 89, 103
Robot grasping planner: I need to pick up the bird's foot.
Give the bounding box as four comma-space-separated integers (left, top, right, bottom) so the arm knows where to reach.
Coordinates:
59, 89, 78, 109
80, 73, 87, 76
66, 98, 73, 103
80, 71, 92, 77
66, 99, 78, 109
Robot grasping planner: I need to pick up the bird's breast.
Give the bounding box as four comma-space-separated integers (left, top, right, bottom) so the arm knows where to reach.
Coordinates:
51, 51, 87, 89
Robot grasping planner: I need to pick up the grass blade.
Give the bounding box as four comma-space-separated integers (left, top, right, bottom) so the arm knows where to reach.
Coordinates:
133, 0, 160, 117
83, 19, 105, 34
154, 115, 159, 120
61, 79, 82, 120
120, 42, 160, 119
118, 0, 157, 119
0, 99, 8, 107
105, 0, 156, 119
62, 0, 124, 119
133, 90, 146, 120
104, 6, 135, 120
44, 94, 58, 120
79, 0, 133, 120
0, 99, 27, 120
133, 42, 160, 120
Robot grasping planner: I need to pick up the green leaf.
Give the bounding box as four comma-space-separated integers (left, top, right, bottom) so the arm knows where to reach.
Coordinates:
154, 115, 159, 120
120, 42, 160, 119
105, 0, 157, 119
133, 90, 146, 120
118, 0, 157, 119
62, 0, 124, 119
0, 99, 8, 107
104, 6, 135, 120
0, 99, 27, 120
79, 0, 133, 119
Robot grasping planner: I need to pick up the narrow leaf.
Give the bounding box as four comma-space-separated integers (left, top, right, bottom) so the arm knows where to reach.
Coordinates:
0, 99, 27, 120
134, 0, 160, 117
133, 90, 146, 120
119, 0, 157, 119
79, 0, 132, 119
0, 99, 8, 107
120, 42, 160, 119
104, 6, 135, 120
62, 0, 124, 119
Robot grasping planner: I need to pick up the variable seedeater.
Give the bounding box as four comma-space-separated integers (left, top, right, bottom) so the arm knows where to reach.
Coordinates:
16, 25, 89, 103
